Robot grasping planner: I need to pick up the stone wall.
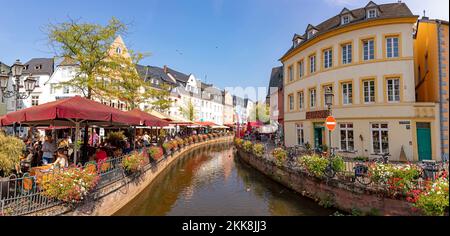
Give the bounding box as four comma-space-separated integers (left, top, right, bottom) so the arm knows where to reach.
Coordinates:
237, 149, 419, 216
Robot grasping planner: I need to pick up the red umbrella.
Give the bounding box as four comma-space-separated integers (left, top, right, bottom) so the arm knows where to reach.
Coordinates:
1, 96, 141, 126
1, 96, 142, 164
127, 109, 169, 127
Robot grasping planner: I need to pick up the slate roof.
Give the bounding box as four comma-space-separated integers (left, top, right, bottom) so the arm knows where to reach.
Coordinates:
136, 64, 177, 85
0, 61, 10, 74
281, 2, 416, 60
166, 67, 190, 83
267, 66, 283, 97
23, 58, 54, 76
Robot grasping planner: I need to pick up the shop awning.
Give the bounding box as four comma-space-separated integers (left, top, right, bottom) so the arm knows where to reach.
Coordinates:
195, 121, 217, 127
127, 109, 170, 127
169, 115, 194, 126
211, 125, 230, 129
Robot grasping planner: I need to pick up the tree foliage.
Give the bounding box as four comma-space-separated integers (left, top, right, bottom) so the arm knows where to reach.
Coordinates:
0, 133, 24, 176
249, 102, 270, 123
179, 99, 196, 121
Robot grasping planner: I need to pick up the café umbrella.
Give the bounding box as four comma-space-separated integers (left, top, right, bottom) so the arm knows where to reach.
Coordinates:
0, 96, 142, 164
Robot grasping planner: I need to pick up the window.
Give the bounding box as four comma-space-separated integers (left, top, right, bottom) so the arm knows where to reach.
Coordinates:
323, 85, 333, 107
309, 54, 316, 74
298, 91, 304, 110
63, 86, 70, 94
288, 94, 294, 111
116, 47, 122, 54
309, 88, 316, 108
340, 123, 354, 151
342, 16, 350, 24
288, 66, 294, 82
387, 78, 400, 102
386, 37, 399, 58
362, 39, 375, 61
367, 9, 377, 19
342, 43, 352, 64
342, 82, 352, 105
307, 30, 315, 39
296, 124, 305, 146
323, 49, 333, 69
298, 60, 304, 79
31, 96, 39, 106
50, 84, 57, 94
363, 80, 376, 103
372, 123, 389, 154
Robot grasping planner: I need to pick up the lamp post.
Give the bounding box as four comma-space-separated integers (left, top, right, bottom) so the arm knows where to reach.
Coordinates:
324, 87, 334, 154
0, 59, 38, 135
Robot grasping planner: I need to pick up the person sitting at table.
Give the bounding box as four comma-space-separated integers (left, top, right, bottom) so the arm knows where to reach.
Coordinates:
52, 147, 69, 169
95, 147, 108, 163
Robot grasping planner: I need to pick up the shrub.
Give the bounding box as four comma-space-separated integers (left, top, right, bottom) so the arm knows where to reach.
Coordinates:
252, 143, 265, 157
0, 133, 25, 176
242, 141, 253, 152
330, 155, 345, 173
40, 167, 99, 203
299, 155, 328, 177
272, 148, 287, 166
368, 163, 395, 184
122, 152, 145, 173
407, 177, 449, 216
388, 164, 421, 194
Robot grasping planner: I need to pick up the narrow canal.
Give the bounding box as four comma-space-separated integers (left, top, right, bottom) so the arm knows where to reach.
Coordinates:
115, 142, 334, 216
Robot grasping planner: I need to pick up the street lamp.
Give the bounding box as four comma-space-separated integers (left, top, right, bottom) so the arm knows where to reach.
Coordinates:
0, 59, 37, 110
324, 87, 334, 154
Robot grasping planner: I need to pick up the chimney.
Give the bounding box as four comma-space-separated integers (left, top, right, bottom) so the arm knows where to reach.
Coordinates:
163, 65, 168, 73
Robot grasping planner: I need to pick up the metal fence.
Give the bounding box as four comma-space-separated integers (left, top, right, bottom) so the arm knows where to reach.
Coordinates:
0, 134, 232, 216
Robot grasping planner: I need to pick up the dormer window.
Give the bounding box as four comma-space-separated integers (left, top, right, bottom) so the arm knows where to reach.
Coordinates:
367, 9, 377, 18
342, 16, 350, 24
307, 31, 314, 39
35, 65, 42, 70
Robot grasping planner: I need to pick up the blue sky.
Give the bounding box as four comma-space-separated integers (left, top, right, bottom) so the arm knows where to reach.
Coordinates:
0, 0, 448, 93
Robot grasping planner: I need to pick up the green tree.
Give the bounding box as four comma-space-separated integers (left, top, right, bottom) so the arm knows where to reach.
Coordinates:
47, 17, 126, 99
0, 133, 24, 176
150, 83, 173, 113
179, 99, 196, 121
249, 102, 270, 123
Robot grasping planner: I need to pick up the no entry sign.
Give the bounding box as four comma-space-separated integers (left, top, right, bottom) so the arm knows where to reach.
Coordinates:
326, 116, 337, 131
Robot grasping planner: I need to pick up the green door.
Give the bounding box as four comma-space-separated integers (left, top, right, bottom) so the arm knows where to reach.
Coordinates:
417, 123, 432, 161
314, 127, 323, 149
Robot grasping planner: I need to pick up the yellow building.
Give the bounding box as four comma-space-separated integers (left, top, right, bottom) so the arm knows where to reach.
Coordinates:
414, 17, 449, 160
280, 1, 440, 161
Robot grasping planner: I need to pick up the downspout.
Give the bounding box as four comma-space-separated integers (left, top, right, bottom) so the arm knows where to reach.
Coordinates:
437, 20, 446, 160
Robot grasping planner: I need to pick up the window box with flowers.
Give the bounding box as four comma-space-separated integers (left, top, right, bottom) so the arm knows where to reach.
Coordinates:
39, 167, 99, 204
149, 146, 164, 162
122, 152, 146, 175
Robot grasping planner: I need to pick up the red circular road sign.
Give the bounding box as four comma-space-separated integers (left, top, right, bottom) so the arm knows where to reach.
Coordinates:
326, 116, 337, 131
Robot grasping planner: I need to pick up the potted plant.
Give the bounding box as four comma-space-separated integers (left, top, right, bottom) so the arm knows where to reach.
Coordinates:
171, 140, 179, 151
243, 141, 253, 153
272, 148, 287, 167
162, 142, 172, 155
122, 152, 145, 175
176, 138, 184, 149
252, 143, 265, 157
149, 146, 164, 162
106, 131, 126, 147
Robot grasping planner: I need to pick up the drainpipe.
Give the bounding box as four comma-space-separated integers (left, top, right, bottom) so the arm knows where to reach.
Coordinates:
437, 20, 446, 161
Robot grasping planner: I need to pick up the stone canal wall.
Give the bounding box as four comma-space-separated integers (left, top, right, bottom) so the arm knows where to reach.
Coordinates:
237, 149, 418, 216
27, 136, 233, 216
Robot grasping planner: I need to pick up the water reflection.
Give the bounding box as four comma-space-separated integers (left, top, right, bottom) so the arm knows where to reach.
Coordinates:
115, 143, 333, 216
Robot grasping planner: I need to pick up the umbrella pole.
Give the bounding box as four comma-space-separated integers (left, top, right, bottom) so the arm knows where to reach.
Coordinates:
74, 122, 80, 165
